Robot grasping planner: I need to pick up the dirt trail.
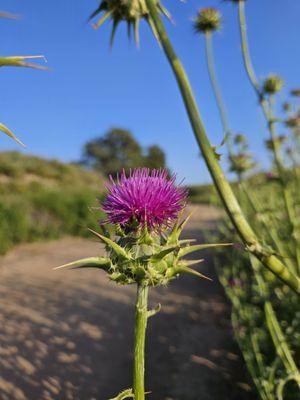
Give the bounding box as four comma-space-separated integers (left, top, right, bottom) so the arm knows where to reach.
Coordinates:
0, 205, 253, 400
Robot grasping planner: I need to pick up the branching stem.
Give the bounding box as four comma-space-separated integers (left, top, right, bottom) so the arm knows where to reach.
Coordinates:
145, 0, 300, 294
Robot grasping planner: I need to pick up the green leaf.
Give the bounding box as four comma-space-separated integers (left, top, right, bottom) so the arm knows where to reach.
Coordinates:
179, 243, 232, 258
0, 122, 25, 146
147, 303, 161, 318
88, 228, 130, 260
108, 388, 134, 400
0, 55, 47, 69
53, 256, 111, 271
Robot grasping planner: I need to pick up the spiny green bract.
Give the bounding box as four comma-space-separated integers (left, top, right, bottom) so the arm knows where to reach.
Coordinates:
103, 222, 202, 286
55, 215, 231, 285
90, 0, 171, 46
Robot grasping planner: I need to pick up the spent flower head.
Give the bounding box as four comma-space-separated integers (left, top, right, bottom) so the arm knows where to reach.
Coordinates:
102, 168, 188, 230
194, 8, 221, 33
263, 75, 284, 95
89, 0, 171, 46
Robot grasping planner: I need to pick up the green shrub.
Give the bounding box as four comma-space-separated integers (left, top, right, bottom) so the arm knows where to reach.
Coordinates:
0, 152, 105, 254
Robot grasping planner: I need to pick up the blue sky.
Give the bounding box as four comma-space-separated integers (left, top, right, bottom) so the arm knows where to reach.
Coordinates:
1, 0, 299, 183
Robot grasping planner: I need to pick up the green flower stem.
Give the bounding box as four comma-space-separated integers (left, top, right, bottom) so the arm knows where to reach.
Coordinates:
265, 302, 299, 377
145, 0, 300, 294
204, 32, 234, 155
237, 0, 260, 94
133, 284, 149, 400
238, 1, 299, 274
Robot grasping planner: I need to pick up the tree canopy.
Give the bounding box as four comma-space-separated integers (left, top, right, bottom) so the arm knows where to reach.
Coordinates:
82, 128, 167, 176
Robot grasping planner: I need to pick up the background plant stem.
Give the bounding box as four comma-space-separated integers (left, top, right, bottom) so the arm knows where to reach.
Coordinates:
145, 0, 300, 294
133, 284, 149, 400
238, 0, 300, 274
204, 32, 234, 156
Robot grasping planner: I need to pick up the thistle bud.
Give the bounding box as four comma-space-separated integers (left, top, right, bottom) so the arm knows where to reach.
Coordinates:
263, 75, 284, 95
265, 135, 286, 151
234, 133, 246, 145
229, 153, 256, 175
194, 8, 221, 34
291, 88, 300, 97
265, 139, 274, 151
286, 116, 300, 129
282, 102, 291, 112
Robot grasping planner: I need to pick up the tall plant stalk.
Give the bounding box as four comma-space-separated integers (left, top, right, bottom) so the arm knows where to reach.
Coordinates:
144, 0, 300, 294
133, 284, 149, 400
204, 32, 234, 155
237, 0, 299, 273
202, 23, 297, 274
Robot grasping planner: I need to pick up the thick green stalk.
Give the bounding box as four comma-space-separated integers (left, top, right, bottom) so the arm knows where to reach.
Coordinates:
204, 32, 234, 155
238, 0, 299, 274
145, 0, 300, 294
133, 284, 149, 400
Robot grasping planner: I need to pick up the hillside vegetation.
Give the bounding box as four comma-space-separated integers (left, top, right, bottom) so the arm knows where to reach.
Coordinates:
0, 151, 105, 254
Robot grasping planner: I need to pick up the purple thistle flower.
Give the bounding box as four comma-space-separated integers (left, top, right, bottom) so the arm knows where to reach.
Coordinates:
102, 168, 188, 230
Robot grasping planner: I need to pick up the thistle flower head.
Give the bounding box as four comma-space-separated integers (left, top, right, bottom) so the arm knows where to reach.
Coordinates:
102, 168, 187, 230
55, 169, 231, 286
89, 0, 171, 46
263, 75, 284, 95
194, 8, 221, 33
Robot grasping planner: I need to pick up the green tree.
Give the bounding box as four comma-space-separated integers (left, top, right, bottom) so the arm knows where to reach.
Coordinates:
144, 145, 166, 169
82, 128, 166, 176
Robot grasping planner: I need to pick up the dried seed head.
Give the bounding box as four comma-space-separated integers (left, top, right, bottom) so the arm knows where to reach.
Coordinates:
263, 75, 284, 95
194, 8, 221, 34
89, 0, 171, 46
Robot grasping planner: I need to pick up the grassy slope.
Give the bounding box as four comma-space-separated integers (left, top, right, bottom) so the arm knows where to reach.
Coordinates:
0, 151, 105, 254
